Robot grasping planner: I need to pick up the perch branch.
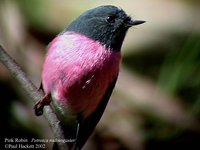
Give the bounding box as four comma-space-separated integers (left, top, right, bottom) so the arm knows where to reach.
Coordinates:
0, 45, 68, 150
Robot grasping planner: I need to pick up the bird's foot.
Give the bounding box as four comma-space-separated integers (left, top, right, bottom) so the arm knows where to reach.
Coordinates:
34, 93, 51, 116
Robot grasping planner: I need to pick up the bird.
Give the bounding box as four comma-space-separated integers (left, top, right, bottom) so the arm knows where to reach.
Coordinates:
34, 5, 145, 150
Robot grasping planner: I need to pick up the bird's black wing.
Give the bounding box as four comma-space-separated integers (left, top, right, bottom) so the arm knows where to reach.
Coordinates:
77, 76, 118, 149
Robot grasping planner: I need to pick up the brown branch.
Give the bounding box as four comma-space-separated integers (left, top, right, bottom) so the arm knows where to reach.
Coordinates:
0, 45, 68, 150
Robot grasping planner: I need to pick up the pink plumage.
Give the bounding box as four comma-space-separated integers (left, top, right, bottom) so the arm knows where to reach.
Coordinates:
33, 5, 145, 149
42, 32, 121, 118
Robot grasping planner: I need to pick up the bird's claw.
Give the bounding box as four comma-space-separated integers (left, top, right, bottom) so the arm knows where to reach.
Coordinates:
34, 94, 51, 116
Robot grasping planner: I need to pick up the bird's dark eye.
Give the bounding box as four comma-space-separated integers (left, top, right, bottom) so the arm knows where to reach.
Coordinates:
105, 16, 116, 24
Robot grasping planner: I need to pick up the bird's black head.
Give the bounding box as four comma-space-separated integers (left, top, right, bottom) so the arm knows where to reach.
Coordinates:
64, 5, 145, 51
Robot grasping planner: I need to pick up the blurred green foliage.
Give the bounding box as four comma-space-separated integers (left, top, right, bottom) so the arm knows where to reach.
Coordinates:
17, 0, 51, 31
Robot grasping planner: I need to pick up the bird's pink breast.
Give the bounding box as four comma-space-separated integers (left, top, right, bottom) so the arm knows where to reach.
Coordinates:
42, 32, 121, 118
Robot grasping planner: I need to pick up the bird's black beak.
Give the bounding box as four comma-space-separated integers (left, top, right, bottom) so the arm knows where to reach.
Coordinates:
126, 20, 145, 27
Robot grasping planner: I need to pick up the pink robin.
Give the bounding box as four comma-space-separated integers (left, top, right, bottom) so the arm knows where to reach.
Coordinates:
34, 5, 145, 149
